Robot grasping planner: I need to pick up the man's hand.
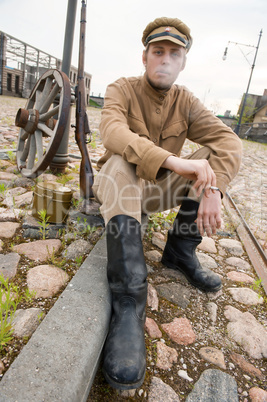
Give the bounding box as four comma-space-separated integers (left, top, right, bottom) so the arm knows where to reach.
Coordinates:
162, 155, 217, 197
161, 155, 222, 236
196, 190, 222, 237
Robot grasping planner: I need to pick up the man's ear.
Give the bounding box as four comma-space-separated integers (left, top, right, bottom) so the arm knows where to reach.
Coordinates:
142, 50, 147, 66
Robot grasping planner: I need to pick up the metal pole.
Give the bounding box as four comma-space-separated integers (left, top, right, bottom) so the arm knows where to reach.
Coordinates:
0, 32, 4, 95
61, 0, 78, 76
50, 0, 78, 173
235, 29, 263, 135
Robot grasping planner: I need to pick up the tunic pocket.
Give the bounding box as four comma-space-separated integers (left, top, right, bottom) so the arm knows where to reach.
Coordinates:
161, 120, 188, 139
160, 120, 188, 153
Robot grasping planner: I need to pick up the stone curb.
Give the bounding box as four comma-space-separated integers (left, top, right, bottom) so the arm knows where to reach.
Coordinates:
0, 236, 111, 402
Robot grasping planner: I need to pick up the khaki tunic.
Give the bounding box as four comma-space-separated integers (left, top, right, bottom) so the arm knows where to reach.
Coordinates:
98, 73, 242, 196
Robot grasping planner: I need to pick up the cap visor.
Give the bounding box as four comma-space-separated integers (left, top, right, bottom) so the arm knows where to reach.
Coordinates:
148, 36, 186, 47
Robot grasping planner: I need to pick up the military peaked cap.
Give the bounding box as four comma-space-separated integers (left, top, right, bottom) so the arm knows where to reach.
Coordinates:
142, 17, 193, 51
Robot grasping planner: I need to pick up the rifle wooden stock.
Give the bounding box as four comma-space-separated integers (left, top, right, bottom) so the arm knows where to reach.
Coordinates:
75, 0, 94, 199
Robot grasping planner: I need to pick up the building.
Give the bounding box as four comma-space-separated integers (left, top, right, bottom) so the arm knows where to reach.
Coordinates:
237, 90, 267, 124
236, 89, 267, 143
0, 31, 92, 104
217, 90, 267, 143
250, 89, 267, 124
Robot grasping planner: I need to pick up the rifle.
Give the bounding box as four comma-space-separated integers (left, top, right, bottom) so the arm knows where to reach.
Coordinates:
75, 0, 94, 200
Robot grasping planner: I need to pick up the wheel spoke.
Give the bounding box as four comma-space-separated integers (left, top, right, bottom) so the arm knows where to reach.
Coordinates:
35, 129, 43, 161
20, 129, 29, 141
38, 77, 53, 109
27, 135, 36, 169
39, 105, 59, 121
20, 135, 31, 163
38, 82, 60, 114
35, 89, 43, 110
37, 122, 53, 137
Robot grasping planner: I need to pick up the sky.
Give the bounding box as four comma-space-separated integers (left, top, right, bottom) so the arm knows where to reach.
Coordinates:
0, 0, 266, 115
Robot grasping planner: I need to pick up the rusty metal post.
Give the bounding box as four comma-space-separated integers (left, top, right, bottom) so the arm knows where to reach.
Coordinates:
75, 0, 94, 200
0, 32, 4, 95
49, 0, 78, 173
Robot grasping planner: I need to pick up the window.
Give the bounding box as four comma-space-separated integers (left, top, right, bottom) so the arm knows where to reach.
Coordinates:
7, 73, 12, 92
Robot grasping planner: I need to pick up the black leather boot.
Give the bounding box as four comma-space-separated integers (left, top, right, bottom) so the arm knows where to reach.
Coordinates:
103, 215, 147, 390
162, 198, 221, 292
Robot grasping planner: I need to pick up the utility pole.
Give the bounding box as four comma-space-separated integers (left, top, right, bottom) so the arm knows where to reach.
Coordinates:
223, 29, 263, 135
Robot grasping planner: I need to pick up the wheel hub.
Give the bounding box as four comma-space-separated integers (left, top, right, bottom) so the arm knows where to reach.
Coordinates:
16, 108, 39, 135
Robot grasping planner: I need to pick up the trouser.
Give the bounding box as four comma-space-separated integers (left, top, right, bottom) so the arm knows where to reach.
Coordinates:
92, 147, 212, 224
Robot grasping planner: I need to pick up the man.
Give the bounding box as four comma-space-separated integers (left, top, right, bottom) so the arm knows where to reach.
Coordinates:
93, 17, 242, 390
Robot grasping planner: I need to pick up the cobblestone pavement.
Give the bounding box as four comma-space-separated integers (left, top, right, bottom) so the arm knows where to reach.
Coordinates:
0, 95, 266, 401
228, 141, 267, 251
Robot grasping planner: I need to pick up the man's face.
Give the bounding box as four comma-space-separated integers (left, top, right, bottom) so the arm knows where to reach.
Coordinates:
142, 40, 186, 91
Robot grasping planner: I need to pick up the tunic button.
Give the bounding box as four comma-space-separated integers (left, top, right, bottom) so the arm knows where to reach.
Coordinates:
153, 138, 157, 143
159, 96, 164, 101
156, 108, 160, 114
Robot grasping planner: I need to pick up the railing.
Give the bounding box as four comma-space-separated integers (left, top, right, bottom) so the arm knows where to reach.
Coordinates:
235, 122, 267, 143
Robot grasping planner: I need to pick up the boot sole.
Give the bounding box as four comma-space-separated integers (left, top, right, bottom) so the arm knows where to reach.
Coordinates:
102, 368, 145, 390
161, 256, 222, 293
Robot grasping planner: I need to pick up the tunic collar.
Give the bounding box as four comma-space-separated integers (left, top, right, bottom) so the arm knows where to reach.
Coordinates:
141, 73, 174, 104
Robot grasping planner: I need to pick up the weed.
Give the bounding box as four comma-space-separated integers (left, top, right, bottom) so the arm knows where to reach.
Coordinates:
23, 288, 36, 303
147, 210, 176, 235
58, 228, 66, 248
46, 246, 66, 269
72, 164, 80, 173
89, 131, 97, 149
38, 312, 45, 322
223, 217, 238, 234
75, 255, 83, 266
252, 277, 262, 292
46, 246, 56, 263
148, 214, 161, 233
7, 150, 16, 162
56, 174, 74, 186
37, 209, 50, 240
251, 278, 266, 301
72, 198, 83, 208
0, 183, 7, 194
0, 275, 21, 350
82, 222, 97, 235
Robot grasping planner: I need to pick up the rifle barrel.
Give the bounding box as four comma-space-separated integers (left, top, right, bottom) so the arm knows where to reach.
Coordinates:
75, 0, 94, 200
